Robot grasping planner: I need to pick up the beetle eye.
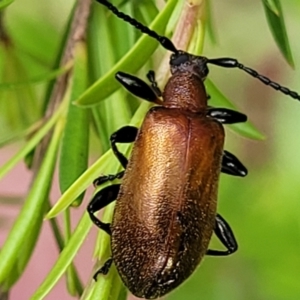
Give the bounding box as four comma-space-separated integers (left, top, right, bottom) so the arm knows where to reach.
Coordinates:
170, 52, 190, 66
202, 65, 209, 77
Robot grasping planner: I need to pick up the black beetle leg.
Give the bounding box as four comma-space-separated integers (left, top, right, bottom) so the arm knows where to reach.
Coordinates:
207, 107, 247, 124
110, 126, 138, 169
87, 184, 120, 235
93, 171, 125, 187
221, 150, 248, 177
206, 214, 238, 256
93, 258, 113, 281
115, 71, 162, 104
147, 70, 162, 97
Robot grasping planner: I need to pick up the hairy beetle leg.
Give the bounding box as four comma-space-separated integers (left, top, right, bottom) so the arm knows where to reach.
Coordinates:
93, 171, 125, 187
111, 126, 138, 169
221, 150, 247, 177
116, 72, 162, 104
93, 258, 113, 280
147, 70, 162, 97
206, 214, 238, 256
87, 184, 121, 235
207, 108, 247, 124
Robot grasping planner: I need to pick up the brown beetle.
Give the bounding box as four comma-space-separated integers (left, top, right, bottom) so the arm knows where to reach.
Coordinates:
87, 0, 300, 298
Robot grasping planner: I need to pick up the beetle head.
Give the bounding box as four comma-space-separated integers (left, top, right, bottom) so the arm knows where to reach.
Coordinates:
170, 51, 209, 81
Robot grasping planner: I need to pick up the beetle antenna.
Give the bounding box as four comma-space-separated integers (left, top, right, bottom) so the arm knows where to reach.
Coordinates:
95, 0, 178, 53
207, 58, 300, 101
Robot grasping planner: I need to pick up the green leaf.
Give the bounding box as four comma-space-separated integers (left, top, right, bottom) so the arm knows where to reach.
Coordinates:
65, 263, 83, 297
133, 0, 159, 27
89, 265, 122, 300
2, 200, 48, 289
262, 0, 294, 67
0, 0, 14, 10
206, 0, 218, 45
87, 3, 132, 151
0, 45, 39, 135
0, 119, 42, 147
0, 118, 64, 285
0, 62, 72, 89
0, 99, 67, 180
75, 0, 178, 106
263, 0, 280, 14
63, 210, 84, 297
59, 43, 89, 206
117, 286, 128, 300
31, 212, 92, 300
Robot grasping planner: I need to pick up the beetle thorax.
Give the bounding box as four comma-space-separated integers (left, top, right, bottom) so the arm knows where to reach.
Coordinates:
162, 72, 208, 112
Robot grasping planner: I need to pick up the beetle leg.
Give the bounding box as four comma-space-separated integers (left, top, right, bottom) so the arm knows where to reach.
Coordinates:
93, 258, 113, 280
115, 71, 162, 104
146, 70, 162, 97
206, 214, 238, 256
221, 150, 247, 177
207, 108, 247, 124
110, 125, 138, 169
87, 184, 120, 235
93, 171, 125, 187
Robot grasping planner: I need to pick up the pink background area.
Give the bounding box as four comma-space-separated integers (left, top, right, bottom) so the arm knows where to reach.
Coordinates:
0, 147, 99, 299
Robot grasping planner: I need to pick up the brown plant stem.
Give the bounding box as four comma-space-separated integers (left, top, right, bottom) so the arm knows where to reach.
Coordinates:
157, 0, 206, 87
32, 0, 92, 170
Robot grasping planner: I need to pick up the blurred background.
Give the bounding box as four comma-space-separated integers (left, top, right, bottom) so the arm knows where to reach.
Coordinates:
0, 0, 300, 299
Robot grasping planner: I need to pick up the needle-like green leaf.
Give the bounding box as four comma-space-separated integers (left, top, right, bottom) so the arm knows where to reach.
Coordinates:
0, 0, 14, 10
0, 62, 72, 89
59, 43, 89, 206
0, 118, 65, 284
31, 212, 92, 300
0, 99, 67, 180
262, 0, 294, 67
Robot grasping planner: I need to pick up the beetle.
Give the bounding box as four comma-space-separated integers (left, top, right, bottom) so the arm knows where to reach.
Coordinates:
87, 0, 300, 298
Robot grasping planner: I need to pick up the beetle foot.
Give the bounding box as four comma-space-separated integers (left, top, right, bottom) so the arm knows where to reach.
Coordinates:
93, 171, 125, 186
93, 258, 113, 280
